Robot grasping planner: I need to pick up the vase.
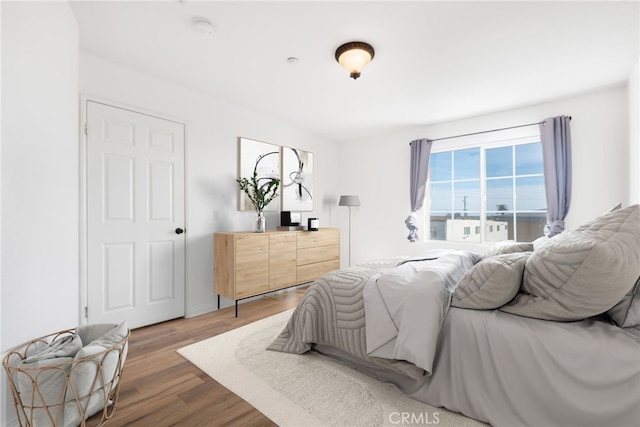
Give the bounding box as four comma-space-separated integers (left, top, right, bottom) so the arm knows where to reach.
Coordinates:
255, 211, 266, 233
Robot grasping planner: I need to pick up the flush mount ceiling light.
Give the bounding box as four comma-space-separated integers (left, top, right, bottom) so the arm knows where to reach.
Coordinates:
335, 41, 375, 80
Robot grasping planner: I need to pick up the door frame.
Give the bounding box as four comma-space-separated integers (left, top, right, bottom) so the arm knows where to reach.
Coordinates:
79, 95, 189, 326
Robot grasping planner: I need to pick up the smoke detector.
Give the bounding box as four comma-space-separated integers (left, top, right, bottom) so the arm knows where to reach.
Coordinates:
193, 19, 216, 36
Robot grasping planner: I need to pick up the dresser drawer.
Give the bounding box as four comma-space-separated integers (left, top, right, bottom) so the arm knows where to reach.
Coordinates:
297, 259, 340, 283
297, 245, 339, 266
297, 229, 339, 249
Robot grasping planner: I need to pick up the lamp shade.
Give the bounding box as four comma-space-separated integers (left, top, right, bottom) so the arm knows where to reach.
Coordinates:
335, 42, 374, 79
338, 195, 360, 207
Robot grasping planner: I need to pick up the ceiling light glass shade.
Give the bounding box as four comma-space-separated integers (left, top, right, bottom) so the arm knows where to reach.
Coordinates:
335, 42, 375, 79
339, 195, 360, 206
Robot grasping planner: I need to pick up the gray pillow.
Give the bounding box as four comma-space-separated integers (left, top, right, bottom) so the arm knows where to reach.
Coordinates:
607, 276, 640, 327
482, 241, 534, 259
532, 235, 549, 251
65, 321, 129, 426
452, 252, 529, 310
607, 202, 623, 212
501, 204, 640, 321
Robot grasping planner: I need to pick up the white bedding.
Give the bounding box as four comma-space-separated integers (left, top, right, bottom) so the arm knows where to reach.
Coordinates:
363, 250, 479, 373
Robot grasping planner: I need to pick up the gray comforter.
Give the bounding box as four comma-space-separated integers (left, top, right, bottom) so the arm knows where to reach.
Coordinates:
268, 251, 478, 378
268, 257, 424, 379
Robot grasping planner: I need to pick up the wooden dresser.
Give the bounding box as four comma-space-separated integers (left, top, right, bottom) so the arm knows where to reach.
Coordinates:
214, 228, 340, 316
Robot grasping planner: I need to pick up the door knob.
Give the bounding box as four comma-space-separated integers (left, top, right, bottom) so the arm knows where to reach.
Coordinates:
175, 228, 185, 234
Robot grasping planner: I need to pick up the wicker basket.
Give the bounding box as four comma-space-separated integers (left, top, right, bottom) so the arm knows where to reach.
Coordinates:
3, 326, 129, 427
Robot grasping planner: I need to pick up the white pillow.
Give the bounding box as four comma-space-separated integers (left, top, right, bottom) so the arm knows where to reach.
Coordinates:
13, 334, 82, 425
75, 323, 117, 346
65, 321, 129, 426
15, 357, 72, 426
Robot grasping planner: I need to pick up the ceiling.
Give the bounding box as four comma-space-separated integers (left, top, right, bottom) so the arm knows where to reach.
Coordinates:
70, 1, 639, 142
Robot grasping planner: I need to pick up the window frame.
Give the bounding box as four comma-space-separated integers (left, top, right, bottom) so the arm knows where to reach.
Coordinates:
425, 130, 543, 243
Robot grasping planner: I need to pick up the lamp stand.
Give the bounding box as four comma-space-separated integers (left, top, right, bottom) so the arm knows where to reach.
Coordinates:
338, 195, 359, 268
347, 206, 352, 266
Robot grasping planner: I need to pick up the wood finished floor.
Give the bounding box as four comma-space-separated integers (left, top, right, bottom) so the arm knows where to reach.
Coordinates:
89, 288, 307, 427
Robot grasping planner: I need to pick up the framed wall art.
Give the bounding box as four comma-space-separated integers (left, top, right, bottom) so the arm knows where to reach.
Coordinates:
281, 146, 314, 211
238, 137, 281, 211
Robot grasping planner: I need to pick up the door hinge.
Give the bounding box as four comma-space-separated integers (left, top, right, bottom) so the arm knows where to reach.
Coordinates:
84, 123, 88, 136
84, 306, 88, 318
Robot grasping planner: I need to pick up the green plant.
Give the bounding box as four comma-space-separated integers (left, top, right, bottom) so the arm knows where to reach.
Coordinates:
237, 168, 280, 213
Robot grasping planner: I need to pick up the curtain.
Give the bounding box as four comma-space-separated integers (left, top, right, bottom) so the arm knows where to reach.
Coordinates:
405, 138, 432, 242
540, 116, 572, 237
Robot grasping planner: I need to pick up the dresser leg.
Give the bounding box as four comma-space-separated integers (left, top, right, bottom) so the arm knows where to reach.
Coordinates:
217, 295, 220, 310
235, 301, 238, 318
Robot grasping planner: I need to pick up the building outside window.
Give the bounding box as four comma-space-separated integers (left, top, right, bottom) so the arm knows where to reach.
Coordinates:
427, 135, 546, 243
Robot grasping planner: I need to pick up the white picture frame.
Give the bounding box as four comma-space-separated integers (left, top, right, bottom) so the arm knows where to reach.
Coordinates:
281, 146, 314, 211
238, 137, 281, 211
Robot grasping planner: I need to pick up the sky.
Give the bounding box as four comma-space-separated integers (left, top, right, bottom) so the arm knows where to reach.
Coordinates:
429, 142, 546, 213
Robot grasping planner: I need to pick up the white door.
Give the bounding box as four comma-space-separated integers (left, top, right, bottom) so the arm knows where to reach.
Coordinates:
86, 101, 185, 328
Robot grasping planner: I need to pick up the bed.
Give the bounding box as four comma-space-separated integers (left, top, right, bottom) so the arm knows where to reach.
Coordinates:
269, 204, 640, 426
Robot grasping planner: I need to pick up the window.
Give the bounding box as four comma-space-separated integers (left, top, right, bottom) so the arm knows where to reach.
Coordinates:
428, 139, 546, 242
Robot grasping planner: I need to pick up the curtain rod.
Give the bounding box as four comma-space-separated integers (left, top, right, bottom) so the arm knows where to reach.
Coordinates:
412, 116, 572, 144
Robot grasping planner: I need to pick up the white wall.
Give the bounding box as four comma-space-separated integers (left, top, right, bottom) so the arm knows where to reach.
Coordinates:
629, 59, 639, 205
79, 54, 341, 317
340, 86, 631, 264
1, 3, 3, 422
1, 1, 79, 424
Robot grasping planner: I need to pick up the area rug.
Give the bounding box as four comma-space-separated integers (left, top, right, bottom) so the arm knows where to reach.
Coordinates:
177, 310, 485, 427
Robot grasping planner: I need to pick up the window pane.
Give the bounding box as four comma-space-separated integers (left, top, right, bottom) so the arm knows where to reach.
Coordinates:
427, 139, 546, 244
454, 148, 480, 180
514, 211, 547, 241
516, 176, 546, 211
429, 213, 450, 240
485, 214, 512, 241
453, 180, 480, 212
429, 182, 452, 212
430, 152, 451, 181
486, 146, 512, 178
486, 211, 514, 241
516, 142, 543, 175
486, 178, 513, 212
451, 213, 481, 242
